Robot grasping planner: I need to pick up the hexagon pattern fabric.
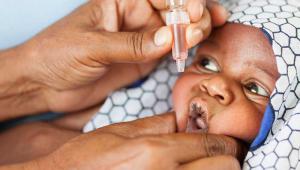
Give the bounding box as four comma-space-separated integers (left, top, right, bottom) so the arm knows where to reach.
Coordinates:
83, 0, 300, 169
83, 51, 195, 132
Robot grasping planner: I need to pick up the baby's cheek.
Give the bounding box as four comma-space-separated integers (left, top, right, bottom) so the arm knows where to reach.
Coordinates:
172, 75, 194, 131
173, 72, 208, 131
208, 110, 263, 142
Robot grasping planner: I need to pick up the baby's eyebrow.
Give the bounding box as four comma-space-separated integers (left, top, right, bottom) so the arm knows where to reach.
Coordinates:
205, 39, 220, 49
247, 62, 278, 79
259, 67, 276, 79
196, 40, 221, 59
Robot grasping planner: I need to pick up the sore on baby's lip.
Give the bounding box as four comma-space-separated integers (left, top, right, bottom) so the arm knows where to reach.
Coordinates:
189, 97, 209, 120
185, 97, 209, 133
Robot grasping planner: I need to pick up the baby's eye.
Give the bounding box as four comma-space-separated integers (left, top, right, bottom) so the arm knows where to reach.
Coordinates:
198, 57, 219, 72
244, 82, 269, 97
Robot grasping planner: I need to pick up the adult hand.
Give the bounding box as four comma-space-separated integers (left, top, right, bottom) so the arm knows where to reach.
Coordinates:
0, 0, 228, 119
29, 113, 243, 170
27, 0, 227, 111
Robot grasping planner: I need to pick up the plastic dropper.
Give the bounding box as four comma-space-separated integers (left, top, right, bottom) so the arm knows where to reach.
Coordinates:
166, 0, 190, 72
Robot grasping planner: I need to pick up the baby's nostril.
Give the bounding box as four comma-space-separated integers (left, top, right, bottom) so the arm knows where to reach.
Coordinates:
216, 95, 224, 101
200, 83, 208, 92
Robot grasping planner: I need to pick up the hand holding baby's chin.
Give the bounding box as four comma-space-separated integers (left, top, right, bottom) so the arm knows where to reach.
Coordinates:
39, 113, 244, 170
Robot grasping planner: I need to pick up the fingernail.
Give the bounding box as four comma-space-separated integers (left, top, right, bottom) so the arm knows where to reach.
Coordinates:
193, 28, 203, 38
187, 27, 203, 47
154, 27, 171, 46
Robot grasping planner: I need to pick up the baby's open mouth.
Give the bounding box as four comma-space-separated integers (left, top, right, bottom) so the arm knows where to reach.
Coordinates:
186, 102, 208, 133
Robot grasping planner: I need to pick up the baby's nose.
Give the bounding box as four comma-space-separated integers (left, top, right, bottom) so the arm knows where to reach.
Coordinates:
199, 75, 234, 105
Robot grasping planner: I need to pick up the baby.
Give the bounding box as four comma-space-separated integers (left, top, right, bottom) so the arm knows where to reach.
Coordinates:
82, 22, 279, 145
173, 23, 278, 143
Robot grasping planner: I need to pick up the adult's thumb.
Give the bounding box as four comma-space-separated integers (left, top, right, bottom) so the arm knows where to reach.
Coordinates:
95, 112, 177, 138
94, 27, 173, 64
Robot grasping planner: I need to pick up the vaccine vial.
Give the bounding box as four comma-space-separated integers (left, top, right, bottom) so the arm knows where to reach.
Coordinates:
166, 0, 190, 72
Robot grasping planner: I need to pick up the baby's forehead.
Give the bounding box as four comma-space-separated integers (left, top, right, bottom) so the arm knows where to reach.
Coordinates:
201, 23, 274, 61
209, 23, 267, 43
194, 23, 278, 78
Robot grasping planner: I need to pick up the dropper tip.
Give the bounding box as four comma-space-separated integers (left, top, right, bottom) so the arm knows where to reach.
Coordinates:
176, 60, 185, 72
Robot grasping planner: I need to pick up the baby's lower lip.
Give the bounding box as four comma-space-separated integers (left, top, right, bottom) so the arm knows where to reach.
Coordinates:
196, 117, 208, 129
186, 116, 208, 133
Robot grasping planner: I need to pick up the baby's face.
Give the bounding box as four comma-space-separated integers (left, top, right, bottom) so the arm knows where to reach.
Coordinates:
173, 23, 279, 142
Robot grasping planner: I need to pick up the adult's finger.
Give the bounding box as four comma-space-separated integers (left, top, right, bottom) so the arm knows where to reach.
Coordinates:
185, 2, 228, 47
179, 155, 241, 170
157, 8, 210, 49
187, 0, 206, 22
94, 113, 177, 138
187, 0, 228, 25
186, 8, 211, 47
91, 27, 173, 64
155, 1, 227, 48
149, 0, 205, 23
147, 0, 168, 10
152, 0, 227, 25
140, 133, 246, 163
207, 0, 229, 27
156, 1, 204, 25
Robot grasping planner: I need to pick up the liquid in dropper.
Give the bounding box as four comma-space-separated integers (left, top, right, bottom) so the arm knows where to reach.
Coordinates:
166, 0, 190, 72
171, 23, 188, 72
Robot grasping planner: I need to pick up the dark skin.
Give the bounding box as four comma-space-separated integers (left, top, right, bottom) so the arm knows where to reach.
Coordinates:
7, 23, 277, 169
174, 23, 279, 142
51, 24, 279, 142
50, 24, 279, 137
0, 24, 275, 168
0, 113, 245, 170
0, 0, 227, 121
0, 0, 244, 169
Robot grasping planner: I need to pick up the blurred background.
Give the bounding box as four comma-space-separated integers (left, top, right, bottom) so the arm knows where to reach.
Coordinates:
0, 0, 87, 50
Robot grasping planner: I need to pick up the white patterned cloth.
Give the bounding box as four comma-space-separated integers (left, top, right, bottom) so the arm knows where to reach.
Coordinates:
83, 0, 300, 169
83, 50, 196, 132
